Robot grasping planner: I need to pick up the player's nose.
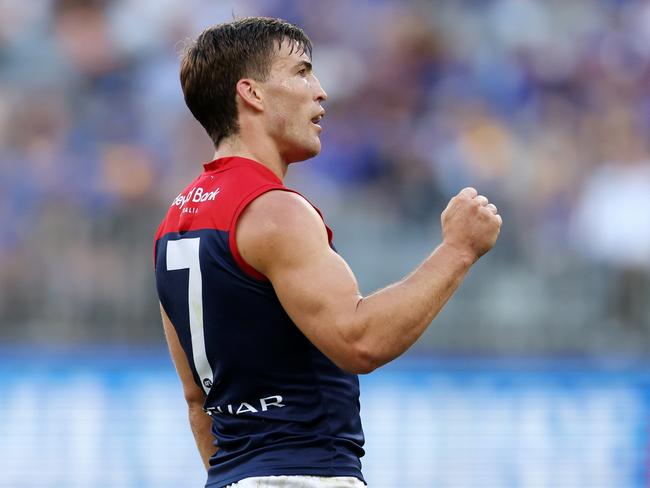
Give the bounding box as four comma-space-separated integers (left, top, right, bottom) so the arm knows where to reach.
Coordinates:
313, 75, 327, 102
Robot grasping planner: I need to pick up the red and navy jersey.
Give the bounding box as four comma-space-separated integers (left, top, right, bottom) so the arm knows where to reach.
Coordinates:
153, 157, 365, 487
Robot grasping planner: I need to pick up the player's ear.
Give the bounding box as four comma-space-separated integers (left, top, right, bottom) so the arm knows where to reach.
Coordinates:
236, 79, 264, 112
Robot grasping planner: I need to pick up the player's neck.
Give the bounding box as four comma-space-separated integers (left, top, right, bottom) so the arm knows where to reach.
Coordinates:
213, 136, 288, 181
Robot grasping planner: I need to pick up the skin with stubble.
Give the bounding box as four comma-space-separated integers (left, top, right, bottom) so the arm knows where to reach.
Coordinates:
163, 37, 502, 469
261, 44, 326, 164
217, 39, 327, 178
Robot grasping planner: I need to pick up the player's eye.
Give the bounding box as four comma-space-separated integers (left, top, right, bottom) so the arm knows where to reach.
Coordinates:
298, 68, 308, 76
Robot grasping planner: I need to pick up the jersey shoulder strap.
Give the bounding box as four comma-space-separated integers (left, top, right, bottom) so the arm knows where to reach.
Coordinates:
154, 157, 334, 278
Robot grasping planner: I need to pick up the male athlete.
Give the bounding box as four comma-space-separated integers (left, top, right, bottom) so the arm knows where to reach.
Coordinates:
154, 17, 501, 488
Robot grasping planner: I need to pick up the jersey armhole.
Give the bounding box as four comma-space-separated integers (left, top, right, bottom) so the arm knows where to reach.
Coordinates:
228, 186, 334, 282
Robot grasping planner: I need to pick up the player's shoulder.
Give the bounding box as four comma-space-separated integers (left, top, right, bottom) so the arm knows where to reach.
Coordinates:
237, 190, 328, 264
251, 189, 316, 215
244, 190, 324, 236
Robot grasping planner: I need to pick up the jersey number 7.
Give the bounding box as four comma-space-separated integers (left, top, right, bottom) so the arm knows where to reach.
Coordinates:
166, 237, 215, 394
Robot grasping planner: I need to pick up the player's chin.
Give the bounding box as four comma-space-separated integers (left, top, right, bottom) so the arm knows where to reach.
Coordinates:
308, 138, 321, 157
290, 139, 321, 163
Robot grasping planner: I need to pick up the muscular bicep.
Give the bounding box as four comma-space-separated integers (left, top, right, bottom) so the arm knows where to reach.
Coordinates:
236, 191, 368, 372
271, 240, 364, 355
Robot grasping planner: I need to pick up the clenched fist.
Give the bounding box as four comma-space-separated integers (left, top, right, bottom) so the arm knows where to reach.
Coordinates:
441, 187, 502, 262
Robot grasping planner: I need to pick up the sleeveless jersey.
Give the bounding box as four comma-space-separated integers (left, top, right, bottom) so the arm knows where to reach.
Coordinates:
153, 157, 365, 488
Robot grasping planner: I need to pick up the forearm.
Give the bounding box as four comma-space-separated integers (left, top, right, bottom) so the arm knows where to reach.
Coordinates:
188, 403, 218, 470
243, 187, 499, 375
353, 242, 474, 368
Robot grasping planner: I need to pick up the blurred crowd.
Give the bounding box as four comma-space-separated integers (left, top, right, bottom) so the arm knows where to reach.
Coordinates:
1, 0, 649, 353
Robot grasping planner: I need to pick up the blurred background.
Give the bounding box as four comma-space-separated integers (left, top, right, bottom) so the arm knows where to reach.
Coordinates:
1, 0, 650, 486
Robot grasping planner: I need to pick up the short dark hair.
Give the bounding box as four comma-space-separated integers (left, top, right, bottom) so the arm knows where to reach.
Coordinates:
180, 17, 313, 148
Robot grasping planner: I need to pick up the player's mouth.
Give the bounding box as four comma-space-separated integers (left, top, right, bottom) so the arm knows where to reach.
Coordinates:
311, 111, 324, 130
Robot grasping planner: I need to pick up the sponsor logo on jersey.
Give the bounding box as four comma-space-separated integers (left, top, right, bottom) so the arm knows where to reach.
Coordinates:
204, 395, 285, 416
172, 186, 221, 208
